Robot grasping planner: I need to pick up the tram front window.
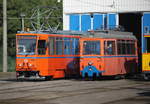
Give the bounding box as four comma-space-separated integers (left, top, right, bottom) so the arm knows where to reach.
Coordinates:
17, 36, 37, 55
83, 41, 100, 55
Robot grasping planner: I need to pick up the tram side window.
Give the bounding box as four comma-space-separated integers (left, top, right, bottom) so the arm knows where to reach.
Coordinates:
117, 40, 136, 55
127, 40, 136, 55
48, 37, 79, 55
64, 38, 71, 55
56, 37, 63, 55
38, 40, 46, 55
49, 37, 55, 55
72, 38, 79, 55
83, 41, 100, 55
117, 40, 126, 54
104, 41, 116, 55
130, 42, 136, 54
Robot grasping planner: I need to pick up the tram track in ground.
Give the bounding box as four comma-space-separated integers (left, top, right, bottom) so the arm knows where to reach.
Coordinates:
0, 81, 149, 104
0, 79, 149, 101
0, 78, 149, 90
0, 72, 150, 104
0, 79, 146, 94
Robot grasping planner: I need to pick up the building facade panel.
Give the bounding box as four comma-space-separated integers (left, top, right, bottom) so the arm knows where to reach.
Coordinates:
142, 12, 150, 53
63, 0, 150, 31
69, 14, 80, 31
63, 0, 150, 14
108, 13, 117, 29
81, 14, 91, 31
68, 13, 118, 31
93, 14, 103, 30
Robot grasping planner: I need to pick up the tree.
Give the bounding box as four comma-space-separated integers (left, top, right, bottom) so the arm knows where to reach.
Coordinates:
0, 0, 63, 71
6, 0, 62, 56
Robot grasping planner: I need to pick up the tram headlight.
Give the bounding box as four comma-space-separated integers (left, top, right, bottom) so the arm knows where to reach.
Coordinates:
28, 63, 32, 67
18, 63, 23, 67
24, 59, 28, 63
88, 62, 93, 66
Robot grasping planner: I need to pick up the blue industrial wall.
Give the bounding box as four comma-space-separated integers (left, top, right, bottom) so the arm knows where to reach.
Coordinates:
81, 14, 91, 31
108, 14, 117, 29
142, 12, 150, 53
69, 13, 117, 31
69, 14, 80, 31
93, 14, 103, 30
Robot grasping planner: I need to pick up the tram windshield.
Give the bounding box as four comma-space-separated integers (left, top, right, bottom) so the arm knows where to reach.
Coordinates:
17, 36, 37, 55
83, 41, 100, 55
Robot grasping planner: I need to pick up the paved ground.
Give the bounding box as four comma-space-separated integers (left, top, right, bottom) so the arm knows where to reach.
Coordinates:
0, 72, 149, 104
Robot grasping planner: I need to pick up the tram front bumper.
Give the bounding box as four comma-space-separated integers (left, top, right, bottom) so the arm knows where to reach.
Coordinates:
16, 71, 40, 78
81, 65, 104, 77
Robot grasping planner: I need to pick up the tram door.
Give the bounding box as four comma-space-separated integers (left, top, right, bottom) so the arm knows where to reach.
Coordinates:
37, 37, 49, 76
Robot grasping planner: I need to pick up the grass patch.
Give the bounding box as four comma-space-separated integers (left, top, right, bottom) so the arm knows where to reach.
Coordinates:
8, 56, 16, 72
0, 47, 15, 72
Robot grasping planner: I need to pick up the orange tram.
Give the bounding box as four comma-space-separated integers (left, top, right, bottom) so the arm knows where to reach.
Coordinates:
16, 30, 138, 80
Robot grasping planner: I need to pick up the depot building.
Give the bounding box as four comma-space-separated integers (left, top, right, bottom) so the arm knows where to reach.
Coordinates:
62, 0, 150, 53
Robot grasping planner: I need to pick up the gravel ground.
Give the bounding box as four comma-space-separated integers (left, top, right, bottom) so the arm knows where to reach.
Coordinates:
0, 72, 149, 104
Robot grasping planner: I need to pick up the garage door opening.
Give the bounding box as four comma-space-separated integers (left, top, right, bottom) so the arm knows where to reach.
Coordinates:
119, 13, 142, 71
119, 13, 142, 45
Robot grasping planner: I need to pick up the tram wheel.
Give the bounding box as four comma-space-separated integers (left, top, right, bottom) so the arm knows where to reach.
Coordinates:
113, 75, 121, 80
143, 74, 149, 80
45, 76, 53, 81
83, 73, 89, 81
92, 73, 97, 81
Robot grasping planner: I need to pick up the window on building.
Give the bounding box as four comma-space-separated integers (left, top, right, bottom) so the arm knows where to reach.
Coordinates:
83, 41, 100, 55
104, 41, 116, 55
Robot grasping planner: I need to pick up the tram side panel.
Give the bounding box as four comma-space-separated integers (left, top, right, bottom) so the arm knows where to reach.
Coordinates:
102, 39, 138, 76
102, 39, 120, 76
16, 33, 80, 79
80, 38, 138, 78
142, 12, 150, 79
103, 57, 138, 76
48, 57, 79, 78
102, 57, 119, 76
47, 36, 80, 78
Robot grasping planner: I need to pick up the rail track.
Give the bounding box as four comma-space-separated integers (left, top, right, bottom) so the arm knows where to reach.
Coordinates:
0, 72, 149, 104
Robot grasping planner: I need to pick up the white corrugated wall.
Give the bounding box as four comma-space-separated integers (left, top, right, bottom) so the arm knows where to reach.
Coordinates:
63, 0, 150, 30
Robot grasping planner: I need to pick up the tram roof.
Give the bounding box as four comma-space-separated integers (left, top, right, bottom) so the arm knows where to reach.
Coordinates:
17, 30, 137, 40
82, 30, 137, 40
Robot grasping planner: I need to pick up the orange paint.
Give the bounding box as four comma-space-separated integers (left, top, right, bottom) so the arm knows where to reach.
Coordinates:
16, 32, 80, 79
16, 31, 138, 79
